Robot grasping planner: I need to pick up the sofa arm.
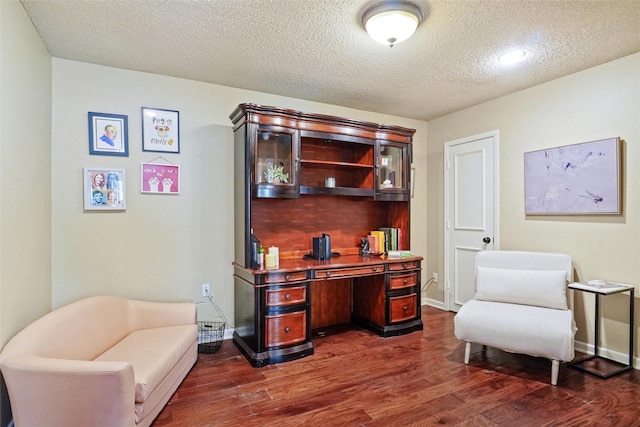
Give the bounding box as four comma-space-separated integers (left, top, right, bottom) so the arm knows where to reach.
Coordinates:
128, 299, 196, 330
1, 356, 136, 427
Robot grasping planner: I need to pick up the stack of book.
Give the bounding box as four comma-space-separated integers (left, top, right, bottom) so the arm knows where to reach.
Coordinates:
367, 227, 402, 254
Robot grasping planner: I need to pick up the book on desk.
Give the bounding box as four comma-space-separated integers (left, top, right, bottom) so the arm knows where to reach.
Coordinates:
569, 280, 634, 294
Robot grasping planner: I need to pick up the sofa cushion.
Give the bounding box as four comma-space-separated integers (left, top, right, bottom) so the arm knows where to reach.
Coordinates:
95, 324, 197, 403
454, 299, 576, 361
475, 266, 568, 310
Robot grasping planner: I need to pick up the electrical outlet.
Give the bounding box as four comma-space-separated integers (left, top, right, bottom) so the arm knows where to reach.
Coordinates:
201, 283, 210, 297
432, 272, 438, 283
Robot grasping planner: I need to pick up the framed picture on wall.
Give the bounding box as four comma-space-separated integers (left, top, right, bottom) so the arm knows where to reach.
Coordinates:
88, 112, 129, 156
84, 168, 126, 210
524, 137, 621, 215
140, 163, 180, 194
142, 107, 180, 153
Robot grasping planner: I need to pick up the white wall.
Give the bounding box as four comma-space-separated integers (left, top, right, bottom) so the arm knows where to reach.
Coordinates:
51, 59, 428, 323
1, 1, 53, 423
426, 53, 640, 362
0, 0, 52, 347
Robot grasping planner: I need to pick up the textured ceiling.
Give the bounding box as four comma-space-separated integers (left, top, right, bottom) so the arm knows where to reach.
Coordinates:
19, 0, 640, 121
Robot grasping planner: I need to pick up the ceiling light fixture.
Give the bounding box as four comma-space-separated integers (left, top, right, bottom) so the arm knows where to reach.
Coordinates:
362, 1, 424, 47
498, 49, 526, 65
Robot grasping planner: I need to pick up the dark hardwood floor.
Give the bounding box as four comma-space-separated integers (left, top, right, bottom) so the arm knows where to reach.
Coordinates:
152, 307, 640, 426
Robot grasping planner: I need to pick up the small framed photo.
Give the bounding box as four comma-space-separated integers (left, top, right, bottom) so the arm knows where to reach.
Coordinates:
141, 163, 180, 194
88, 112, 129, 156
142, 107, 180, 153
84, 168, 126, 210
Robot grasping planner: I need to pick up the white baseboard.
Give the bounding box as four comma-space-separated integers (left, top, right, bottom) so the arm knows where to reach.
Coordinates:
422, 298, 446, 310
224, 327, 234, 341
574, 340, 638, 369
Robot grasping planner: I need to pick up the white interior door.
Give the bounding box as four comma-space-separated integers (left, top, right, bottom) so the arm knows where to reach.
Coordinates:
444, 131, 499, 312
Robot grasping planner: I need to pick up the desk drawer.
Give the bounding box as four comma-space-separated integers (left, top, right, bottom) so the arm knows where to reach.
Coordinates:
388, 261, 420, 271
389, 272, 418, 290
265, 310, 307, 347
389, 294, 417, 323
315, 264, 385, 279
264, 271, 308, 284
265, 285, 307, 307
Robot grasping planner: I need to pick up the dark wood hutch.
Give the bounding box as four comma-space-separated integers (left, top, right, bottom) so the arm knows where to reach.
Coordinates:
230, 104, 423, 367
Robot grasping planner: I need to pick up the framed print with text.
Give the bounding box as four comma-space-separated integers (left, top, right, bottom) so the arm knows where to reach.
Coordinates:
142, 107, 180, 153
141, 163, 180, 194
88, 112, 129, 156
84, 168, 126, 210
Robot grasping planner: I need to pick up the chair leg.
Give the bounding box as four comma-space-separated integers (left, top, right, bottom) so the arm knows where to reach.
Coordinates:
551, 359, 559, 385
464, 341, 471, 364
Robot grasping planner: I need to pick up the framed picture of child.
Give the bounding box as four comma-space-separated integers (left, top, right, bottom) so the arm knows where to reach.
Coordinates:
84, 168, 126, 211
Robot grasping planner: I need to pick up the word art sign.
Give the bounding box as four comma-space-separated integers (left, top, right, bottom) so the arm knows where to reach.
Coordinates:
142, 107, 180, 153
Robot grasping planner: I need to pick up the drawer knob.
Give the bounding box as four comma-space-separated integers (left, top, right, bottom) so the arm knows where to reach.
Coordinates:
372, 267, 378, 272
403, 279, 408, 284
285, 274, 291, 280
285, 327, 291, 333
402, 263, 408, 269
326, 271, 331, 277
403, 306, 408, 311
285, 294, 291, 300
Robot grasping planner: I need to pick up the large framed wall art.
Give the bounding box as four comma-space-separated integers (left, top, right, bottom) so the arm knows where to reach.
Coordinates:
524, 137, 621, 215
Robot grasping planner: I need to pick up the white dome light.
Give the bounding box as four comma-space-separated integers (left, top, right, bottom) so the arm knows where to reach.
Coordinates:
362, 1, 424, 47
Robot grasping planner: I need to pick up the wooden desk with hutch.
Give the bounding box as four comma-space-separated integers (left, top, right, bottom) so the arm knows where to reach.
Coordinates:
230, 104, 423, 367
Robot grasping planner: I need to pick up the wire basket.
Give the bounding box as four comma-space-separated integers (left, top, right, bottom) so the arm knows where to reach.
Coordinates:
197, 321, 225, 354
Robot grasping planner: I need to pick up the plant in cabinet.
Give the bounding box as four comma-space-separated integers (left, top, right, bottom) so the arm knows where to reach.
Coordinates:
265, 164, 289, 184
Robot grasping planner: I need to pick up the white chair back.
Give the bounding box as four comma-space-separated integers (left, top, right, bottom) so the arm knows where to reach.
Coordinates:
476, 250, 572, 282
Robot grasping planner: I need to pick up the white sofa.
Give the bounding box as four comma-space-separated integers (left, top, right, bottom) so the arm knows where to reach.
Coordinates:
454, 251, 575, 385
0, 295, 198, 427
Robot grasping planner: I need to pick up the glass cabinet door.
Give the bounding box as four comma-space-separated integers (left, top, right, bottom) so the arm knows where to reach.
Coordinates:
376, 142, 409, 201
253, 126, 299, 198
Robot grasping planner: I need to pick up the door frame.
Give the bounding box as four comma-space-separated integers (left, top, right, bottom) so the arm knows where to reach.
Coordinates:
443, 130, 500, 311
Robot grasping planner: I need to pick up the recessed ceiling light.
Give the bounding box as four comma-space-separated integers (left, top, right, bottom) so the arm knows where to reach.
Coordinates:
498, 49, 526, 65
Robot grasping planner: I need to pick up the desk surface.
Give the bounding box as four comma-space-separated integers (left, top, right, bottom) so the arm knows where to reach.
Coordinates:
234, 254, 423, 274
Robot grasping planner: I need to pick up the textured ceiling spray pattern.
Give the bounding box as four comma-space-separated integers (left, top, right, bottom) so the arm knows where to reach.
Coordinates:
20, 0, 640, 120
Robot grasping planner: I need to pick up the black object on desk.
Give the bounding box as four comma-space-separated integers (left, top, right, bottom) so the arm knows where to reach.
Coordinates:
568, 281, 635, 379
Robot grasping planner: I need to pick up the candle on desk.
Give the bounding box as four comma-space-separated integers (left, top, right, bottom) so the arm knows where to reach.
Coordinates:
269, 246, 279, 266
265, 253, 276, 268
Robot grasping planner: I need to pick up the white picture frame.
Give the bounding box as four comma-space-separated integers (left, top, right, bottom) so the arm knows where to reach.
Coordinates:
84, 168, 126, 211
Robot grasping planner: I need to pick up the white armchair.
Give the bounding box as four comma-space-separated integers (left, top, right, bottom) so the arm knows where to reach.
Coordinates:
454, 250, 575, 385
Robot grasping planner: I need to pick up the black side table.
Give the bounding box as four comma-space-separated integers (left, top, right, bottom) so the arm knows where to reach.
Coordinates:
569, 281, 634, 378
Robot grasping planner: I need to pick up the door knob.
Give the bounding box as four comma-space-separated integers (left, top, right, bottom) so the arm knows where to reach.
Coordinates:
482, 237, 491, 244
